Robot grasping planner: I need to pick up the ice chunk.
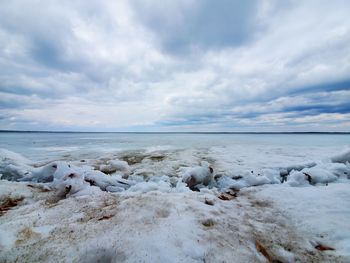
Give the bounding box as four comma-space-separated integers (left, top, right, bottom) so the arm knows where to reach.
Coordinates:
0, 149, 32, 181
20, 162, 59, 183
0, 163, 31, 181
0, 149, 31, 165
55, 172, 90, 197
301, 166, 338, 185
180, 161, 214, 190
331, 148, 350, 163
216, 169, 281, 190
327, 162, 350, 179
286, 171, 310, 187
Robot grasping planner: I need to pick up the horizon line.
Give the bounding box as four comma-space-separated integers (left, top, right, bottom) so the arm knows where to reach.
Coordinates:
0, 130, 349, 134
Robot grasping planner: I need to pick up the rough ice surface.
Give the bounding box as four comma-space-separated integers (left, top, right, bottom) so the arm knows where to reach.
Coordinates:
2, 147, 350, 194
0, 133, 350, 262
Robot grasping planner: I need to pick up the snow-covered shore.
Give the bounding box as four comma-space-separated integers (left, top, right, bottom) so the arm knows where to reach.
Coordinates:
1, 181, 349, 262
1, 148, 350, 262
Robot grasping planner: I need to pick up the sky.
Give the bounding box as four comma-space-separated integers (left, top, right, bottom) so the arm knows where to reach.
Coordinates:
0, 0, 350, 132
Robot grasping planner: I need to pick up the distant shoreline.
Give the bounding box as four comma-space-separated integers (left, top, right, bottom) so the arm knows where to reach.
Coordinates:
0, 130, 349, 135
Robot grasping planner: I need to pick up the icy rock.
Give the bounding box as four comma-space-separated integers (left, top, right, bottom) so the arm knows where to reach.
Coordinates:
52, 162, 78, 181
181, 161, 214, 190
55, 172, 90, 197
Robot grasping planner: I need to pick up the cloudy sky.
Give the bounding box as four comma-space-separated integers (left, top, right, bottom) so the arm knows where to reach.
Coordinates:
0, 0, 350, 132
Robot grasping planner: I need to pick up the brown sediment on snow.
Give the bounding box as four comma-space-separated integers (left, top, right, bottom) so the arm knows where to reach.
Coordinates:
0, 196, 24, 216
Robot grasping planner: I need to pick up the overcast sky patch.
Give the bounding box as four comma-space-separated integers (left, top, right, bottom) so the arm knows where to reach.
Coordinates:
0, 0, 349, 131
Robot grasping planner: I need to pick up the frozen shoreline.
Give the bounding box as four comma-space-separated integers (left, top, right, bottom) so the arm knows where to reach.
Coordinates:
1, 148, 350, 262
1, 148, 350, 193
1, 180, 349, 262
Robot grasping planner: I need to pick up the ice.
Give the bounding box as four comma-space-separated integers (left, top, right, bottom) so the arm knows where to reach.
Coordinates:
330, 148, 350, 163
56, 172, 90, 197
105, 185, 124, 192
20, 162, 58, 183
0, 148, 31, 165
286, 171, 310, 187
180, 161, 214, 190
286, 159, 350, 187
1, 146, 350, 196
0, 148, 32, 181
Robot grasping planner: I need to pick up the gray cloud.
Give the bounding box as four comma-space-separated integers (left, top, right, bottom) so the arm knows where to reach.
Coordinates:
132, 0, 260, 54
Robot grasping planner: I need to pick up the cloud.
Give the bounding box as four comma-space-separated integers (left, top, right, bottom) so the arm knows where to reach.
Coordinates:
0, 0, 349, 131
132, 0, 260, 54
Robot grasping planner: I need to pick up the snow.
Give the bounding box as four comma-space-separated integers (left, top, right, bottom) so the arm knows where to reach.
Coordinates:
252, 183, 350, 257
1, 143, 350, 262
1, 179, 348, 262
